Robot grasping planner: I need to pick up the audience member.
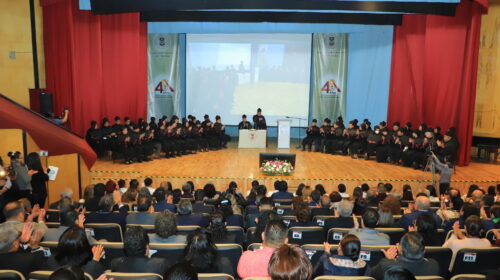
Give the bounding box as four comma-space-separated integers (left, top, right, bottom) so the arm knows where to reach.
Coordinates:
126, 195, 156, 225
144, 177, 155, 195
337, 184, 349, 199
311, 195, 332, 217
43, 227, 105, 279
45, 208, 96, 244
181, 183, 194, 199
290, 204, 316, 227
149, 210, 186, 243
237, 220, 288, 278
349, 208, 390, 245
105, 180, 117, 195
381, 195, 402, 215
193, 190, 214, 213
208, 211, 242, 244
386, 183, 401, 199
324, 200, 354, 229
401, 185, 414, 201
84, 183, 106, 212
443, 215, 491, 271
309, 191, 321, 207
111, 226, 170, 274
246, 197, 273, 228
182, 229, 234, 275
85, 191, 128, 230
118, 179, 127, 193
268, 243, 312, 280
164, 263, 198, 280
315, 184, 327, 196
367, 232, 439, 280
398, 196, 441, 229
50, 189, 74, 210
248, 211, 280, 244
410, 214, 440, 246
154, 187, 177, 213
384, 267, 416, 280
271, 181, 294, 200
2, 200, 47, 233
315, 234, 366, 276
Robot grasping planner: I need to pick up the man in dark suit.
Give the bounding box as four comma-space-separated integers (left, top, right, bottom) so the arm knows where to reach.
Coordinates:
85, 190, 128, 230
176, 199, 209, 227
126, 196, 157, 225
49, 189, 74, 210
84, 183, 106, 212
0, 222, 45, 277
192, 190, 214, 214
246, 197, 273, 228
367, 232, 440, 280
398, 196, 442, 229
270, 181, 294, 200
153, 187, 176, 213
111, 226, 170, 275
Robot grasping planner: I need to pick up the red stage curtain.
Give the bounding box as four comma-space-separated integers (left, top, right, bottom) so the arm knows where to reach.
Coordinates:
41, 0, 147, 136
387, 0, 488, 166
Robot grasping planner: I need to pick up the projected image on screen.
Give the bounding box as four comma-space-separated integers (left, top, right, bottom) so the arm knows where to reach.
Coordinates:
186, 34, 312, 126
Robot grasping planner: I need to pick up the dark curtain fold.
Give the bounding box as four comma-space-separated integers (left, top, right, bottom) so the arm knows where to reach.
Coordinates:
41, 0, 147, 136
387, 0, 488, 166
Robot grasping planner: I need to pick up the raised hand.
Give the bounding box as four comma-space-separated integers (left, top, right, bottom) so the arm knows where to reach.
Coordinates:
323, 242, 332, 254
381, 246, 398, 259
92, 245, 105, 262
30, 229, 44, 249
20, 222, 34, 243
77, 211, 86, 228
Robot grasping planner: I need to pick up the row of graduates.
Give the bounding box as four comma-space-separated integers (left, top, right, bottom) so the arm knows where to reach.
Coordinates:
86, 115, 231, 164
302, 117, 459, 169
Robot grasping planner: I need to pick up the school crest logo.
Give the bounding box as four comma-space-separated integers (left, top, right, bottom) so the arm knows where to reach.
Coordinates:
154, 79, 175, 95
328, 37, 335, 46
321, 79, 342, 96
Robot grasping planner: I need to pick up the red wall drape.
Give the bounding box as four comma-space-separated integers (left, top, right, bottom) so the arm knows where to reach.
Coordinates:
387, 0, 488, 166
41, 0, 147, 136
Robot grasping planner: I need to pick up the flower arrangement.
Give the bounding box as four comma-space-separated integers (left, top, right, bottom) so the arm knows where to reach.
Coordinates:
261, 159, 294, 176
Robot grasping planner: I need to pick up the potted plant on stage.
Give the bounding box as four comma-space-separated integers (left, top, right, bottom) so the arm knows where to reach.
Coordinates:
260, 159, 294, 176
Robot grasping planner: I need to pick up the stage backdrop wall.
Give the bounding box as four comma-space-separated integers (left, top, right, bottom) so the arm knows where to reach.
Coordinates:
148, 23, 393, 137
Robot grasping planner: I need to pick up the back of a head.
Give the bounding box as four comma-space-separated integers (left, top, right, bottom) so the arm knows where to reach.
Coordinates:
194, 190, 205, 201
310, 191, 320, 203
462, 202, 480, 220
329, 191, 342, 203
400, 232, 425, 260
154, 187, 166, 202
268, 243, 312, 280
130, 179, 140, 190
361, 184, 370, 192
0, 223, 20, 253
164, 263, 198, 280
415, 196, 431, 211
281, 180, 288, 192
314, 184, 325, 196
3, 201, 24, 221
56, 227, 92, 266
49, 266, 85, 280
384, 267, 416, 280
182, 183, 192, 195
137, 195, 152, 212
184, 229, 217, 269
93, 183, 106, 198
155, 210, 177, 238
124, 226, 149, 257
472, 189, 484, 202
178, 199, 193, 215
98, 194, 115, 211
337, 200, 354, 218
338, 184, 346, 193
60, 209, 78, 227
416, 213, 437, 237
264, 220, 288, 247
259, 197, 273, 209
257, 185, 267, 196
144, 178, 153, 187
385, 183, 393, 193
295, 204, 312, 223
340, 234, 361, 261
362, 208, 379, 228
320, 196, 331, 209
465, 215, 483, 238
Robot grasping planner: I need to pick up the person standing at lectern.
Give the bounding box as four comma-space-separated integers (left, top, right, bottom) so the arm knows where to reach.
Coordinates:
253, 108, 267, 130
238, 115, 252, 130
302, 119, 320, 151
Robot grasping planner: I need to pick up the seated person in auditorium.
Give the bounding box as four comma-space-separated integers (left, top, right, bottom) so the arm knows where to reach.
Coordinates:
408, 214, 441, 246
324, 200, 354, 229
398, 195, 442, 229
181, 183, 194, 199
349, 208, 390, 245
0, 222, 45, 277
237, 220, 288, 278
443, 215, 491, 271
149, 210, 186, 243
2, 201, 47, 234
384, 267, 417, 280
118, 179, 127, 193
142, 177, 155, 195
181, 228, 234, 275
271, 180, 294, 200
111, 226, 170, 275
443, 202, 479, 231
289, 203, 317, 227
105, 180, 118, 195
208, 211, 243, 245
381, 195, 402, 215
176, 199, 209, 227
315, 234, 366, 276
302, 119, 320, 151
224, 181, 247, 207
48, 266, 89, 280
126, 195, 156, 225
375, 183, 387, 203
153, 187, 176, 213
192, 190, 214, 214
217, 195, 243, 227
85, 191, 128, 230
386, 183, 401, 199
378, 206, 398, 228
311, 195, 332, 217
367, 232, 439, 280
338, 184, 350, 199
45, 208, 97, 244
268, 243, 312, 280
164, 263, 198, 280
315, 184, 327, 196
253, 108, 267, 130
248, 211, 281, 245
43, 227, 105, 279
84, 183, 106, 212
238, 114, 252, 130
246, 197, 273, 228
202, 183, 220, 201
309, 191, 321, 207
49, 188, 74, 210
329, 191, 343, 209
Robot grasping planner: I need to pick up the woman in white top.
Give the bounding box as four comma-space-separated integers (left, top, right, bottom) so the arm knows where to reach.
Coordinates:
443, 215, 491, 271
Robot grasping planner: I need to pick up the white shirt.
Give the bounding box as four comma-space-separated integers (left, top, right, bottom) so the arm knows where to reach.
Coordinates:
147, 187, 155, 195
339, 192, 350, 199
443, 234, 491, 270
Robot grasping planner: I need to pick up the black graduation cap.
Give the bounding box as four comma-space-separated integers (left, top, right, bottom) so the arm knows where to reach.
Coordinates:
215, 115, 221, 120
393, 122, 400, 127
379, 121, 387, 126
114, 116, 121, 121
124, 117, 130, 121
257, 108, 262, 112
326, 118, 331, 124
242, 114, 247, 119
204, 114, 209, 119
312, 119, 317, 123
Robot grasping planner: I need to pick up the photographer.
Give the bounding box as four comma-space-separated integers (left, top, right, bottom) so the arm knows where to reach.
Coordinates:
432, 152, 453, 196
45, 108, 69, 126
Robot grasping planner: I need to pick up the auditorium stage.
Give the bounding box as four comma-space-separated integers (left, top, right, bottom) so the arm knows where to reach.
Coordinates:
90, 142, 500, 194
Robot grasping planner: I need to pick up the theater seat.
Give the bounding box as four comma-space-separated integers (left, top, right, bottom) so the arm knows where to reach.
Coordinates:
176, 225, 201, 235
376, 228, 406, 244
29, 271, 93, 280
450, 248, 500, 276
245, 206, 259, 215
485, 229, 498, 244
150, 243, 186, 264
327, 228, 351, 244
198, 274, 235, 280
106, 272, 162, 280
243, 277, 270, 280
39, 241, 58, 254
415, 276, 445, 280
247, 243, 262, 251
0, 270, 26, 280
424, 247, 453, 278
216, 244, 242, 277
45, 210, 60, 223
127, 224, 155, 234
301, 244, 339, 268
45, 222, 60, 229
450, 274, 486, 280
97, 242, 125, 269
85, 223, 123, 242
226, 226, 244, 245
274, 205, 294, 216
288, 227, 325, 245
314, 276, 375, 280
273, 199, 293, 206
280, 216, 297, 227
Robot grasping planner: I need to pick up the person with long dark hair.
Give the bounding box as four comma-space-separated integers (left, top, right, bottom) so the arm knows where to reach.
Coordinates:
43, 227, 105, 279
25, 152, 49, 207
181, 228, 233, 275
207, 211, 241, 244
410, 214, 440, 246
315, 234, 366, 276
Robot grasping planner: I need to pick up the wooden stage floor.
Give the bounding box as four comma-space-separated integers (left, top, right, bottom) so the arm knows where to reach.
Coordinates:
90, 143, 500, 194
